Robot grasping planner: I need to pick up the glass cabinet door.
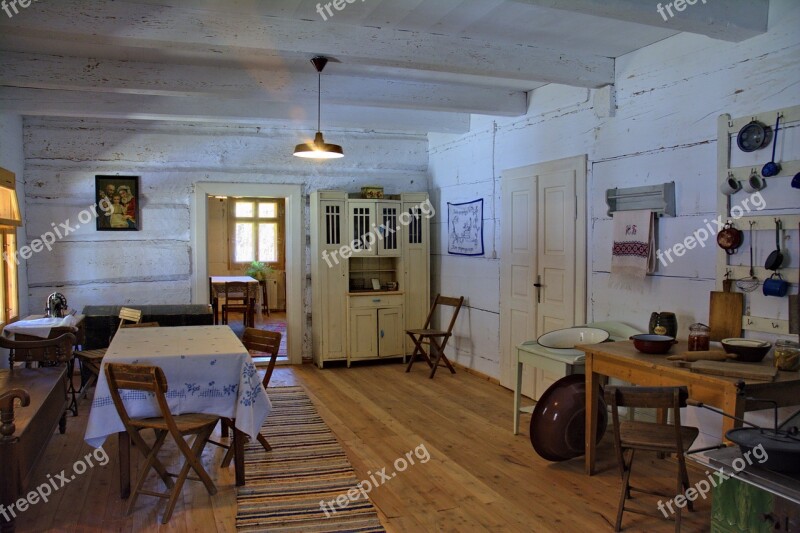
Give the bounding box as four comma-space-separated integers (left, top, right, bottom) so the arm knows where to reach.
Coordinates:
348, 201, 376, 255
377, 202, 401, 256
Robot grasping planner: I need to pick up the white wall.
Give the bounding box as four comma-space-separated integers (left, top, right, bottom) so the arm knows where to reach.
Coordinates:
22, 118, 428, 358
429, 1, 800, 440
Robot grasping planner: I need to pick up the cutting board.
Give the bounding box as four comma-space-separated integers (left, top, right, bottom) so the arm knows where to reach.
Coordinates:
709, 287, 743, 341
690, 360, 778, 381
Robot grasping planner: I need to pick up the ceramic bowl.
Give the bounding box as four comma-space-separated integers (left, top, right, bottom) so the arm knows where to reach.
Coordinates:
529, 374, 607, 461
536, 327, 609, 350
630, 334, 677, 354
720, 338, 772, 363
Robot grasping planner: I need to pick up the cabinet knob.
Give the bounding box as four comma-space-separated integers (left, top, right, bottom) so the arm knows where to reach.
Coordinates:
372, 299, 381, 303
380, 330, 384, 338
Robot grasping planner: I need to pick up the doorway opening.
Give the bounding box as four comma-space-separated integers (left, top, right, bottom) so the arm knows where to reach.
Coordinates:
207, 195, 288, 362
191, 183, 303, 366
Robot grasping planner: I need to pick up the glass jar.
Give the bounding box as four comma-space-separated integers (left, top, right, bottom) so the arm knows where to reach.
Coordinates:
774, 339, 800, 371
688, 323, 710, 351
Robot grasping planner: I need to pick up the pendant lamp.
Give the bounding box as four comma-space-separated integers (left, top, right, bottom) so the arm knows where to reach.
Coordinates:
293, 56, 344, 159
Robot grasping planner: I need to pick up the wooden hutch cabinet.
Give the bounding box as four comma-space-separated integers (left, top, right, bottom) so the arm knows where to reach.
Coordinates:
311, 190, 430, 368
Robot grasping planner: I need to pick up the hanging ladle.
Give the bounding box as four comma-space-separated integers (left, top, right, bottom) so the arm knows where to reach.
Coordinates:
761, 114, 782, 178
764, 218, 783, 271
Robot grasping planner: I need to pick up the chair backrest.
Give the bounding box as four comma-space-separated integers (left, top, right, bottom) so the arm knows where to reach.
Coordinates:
225, 282, 251, 302
116, 307, 143, 331
604, 385, 690, 449
242, 328, 281, 388
104, 363, 179, 435
0, 332, 77, 366
421, 294, 465, 334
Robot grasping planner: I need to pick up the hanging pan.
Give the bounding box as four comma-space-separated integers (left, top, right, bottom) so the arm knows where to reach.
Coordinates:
761, 114, 782, 178
737, 120, 773, 152
764, 218, 783, 271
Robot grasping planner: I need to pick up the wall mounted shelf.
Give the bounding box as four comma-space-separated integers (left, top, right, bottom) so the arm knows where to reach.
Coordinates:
605, 182, 676, 218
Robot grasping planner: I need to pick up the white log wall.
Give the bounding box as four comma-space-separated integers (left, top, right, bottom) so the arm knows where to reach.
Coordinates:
428, 1, 800, 442
22, 120, 428, 358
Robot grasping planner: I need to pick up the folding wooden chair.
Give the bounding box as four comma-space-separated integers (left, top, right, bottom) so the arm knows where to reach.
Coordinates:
0, 332, 78, 417
405, 294, 464, 378
604, 386, 699, 532
73, 310, 150, 399
216, 328, 281, 467
105, 363, 220, 524
221, 282, 253, 327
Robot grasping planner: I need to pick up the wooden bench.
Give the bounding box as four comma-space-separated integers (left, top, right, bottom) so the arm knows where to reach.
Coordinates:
0, 367, 68, 533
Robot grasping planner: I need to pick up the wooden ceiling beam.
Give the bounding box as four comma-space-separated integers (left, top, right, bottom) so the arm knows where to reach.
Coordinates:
0, 88, 471, 134
0, 0, 614, 88
0, 52, 529, 116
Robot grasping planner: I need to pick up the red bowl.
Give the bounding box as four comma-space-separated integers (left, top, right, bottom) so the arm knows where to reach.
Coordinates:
529, 374, 607, 461
630, 334, 677, 354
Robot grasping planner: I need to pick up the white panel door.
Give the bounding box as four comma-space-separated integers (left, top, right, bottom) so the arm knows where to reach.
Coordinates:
536, 172, 577, 335
500, 172, 537, 390
500, 156, 587, 396
378, 307, 404, 357
349, 308, 378, 359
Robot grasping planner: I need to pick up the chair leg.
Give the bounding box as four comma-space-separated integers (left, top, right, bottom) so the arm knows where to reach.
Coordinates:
126, 429, 170, 517
257, 433, 272, 452
429, 337, 455, 379
161, 426, 216, 524
405, 335, 431, 373
615, 448, 634, 532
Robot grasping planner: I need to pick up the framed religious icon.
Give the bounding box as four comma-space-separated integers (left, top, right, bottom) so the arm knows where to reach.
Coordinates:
95, 175, 140, 231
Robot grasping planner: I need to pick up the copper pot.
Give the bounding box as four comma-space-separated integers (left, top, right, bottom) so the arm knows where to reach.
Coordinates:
717, 222, 743, 255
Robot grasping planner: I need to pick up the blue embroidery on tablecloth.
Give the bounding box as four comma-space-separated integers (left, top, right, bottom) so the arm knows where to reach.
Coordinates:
185, 383, 200, 395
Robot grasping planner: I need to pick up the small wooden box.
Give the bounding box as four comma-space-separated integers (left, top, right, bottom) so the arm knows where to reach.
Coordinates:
361, 186, 384, 199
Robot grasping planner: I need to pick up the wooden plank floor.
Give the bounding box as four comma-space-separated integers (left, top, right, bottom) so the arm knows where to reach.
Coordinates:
13, 362, 711, 532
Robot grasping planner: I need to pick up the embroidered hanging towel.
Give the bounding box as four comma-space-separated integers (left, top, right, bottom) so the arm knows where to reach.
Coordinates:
609, 210, 655, 290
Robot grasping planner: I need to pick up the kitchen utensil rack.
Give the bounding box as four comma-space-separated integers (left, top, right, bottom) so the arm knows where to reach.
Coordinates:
605, 182, 675, 218
717, 105, 800, 336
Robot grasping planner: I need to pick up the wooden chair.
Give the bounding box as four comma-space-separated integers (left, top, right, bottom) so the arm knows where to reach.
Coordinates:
405, 294, 464, 378
221, 282, 253, 327
0, 332, 79, 417
217, 328, 281, 467
73, 308, 145, 399
604, 386, 699, 532
105, 363, 220, 524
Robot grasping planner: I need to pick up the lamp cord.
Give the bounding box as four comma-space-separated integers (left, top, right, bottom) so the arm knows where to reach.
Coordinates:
317, 71, 321, 133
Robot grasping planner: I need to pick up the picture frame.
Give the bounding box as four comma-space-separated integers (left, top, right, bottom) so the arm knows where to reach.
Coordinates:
95, 175, 140, 231
447, 198, 484, 256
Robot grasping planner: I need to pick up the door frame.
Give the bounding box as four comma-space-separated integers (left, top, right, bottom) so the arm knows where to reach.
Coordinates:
191, 182, 303, 365
499, 155, 588, 390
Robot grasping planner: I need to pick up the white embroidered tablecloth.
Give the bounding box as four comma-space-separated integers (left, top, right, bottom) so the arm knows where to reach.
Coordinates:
84, 325, 270, 448
3, 314, 81, 339
210, 276, 261, 300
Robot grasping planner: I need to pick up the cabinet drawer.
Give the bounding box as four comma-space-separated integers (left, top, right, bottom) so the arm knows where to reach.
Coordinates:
349, 294, 404, 309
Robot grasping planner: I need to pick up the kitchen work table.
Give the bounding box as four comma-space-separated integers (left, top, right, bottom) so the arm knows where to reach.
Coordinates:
84, 325, 271, 495
579, 340, 800, 475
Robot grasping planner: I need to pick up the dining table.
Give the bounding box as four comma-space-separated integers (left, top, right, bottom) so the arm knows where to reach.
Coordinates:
84, 325, 271, 496
209, 276, 261, 327
580, 340, 800, 476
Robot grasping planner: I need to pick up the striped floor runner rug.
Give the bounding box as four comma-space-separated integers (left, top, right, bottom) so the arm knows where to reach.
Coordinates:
236, 386, 386, 532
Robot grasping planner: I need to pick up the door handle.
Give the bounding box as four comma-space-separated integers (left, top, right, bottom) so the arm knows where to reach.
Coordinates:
380, 329, 385, 338
534, 276, 543, 304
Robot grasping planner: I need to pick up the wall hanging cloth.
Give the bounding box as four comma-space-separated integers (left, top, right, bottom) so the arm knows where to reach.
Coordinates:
609, 210, 655, 290
448, 198, 484, 256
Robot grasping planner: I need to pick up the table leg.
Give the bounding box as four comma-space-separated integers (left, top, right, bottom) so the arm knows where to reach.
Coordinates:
585, 354, 599, 476
118, 431, 130, 499
233, 427, 245, 486
721, 387, 744, 441
513, 359, 522, 435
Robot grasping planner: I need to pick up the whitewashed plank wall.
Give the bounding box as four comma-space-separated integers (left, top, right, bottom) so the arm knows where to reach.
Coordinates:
428, 0, 800, 416
22, 119, 428, 358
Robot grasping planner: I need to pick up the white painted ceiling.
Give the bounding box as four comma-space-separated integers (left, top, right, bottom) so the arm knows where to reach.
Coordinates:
0, 0, 770, 133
